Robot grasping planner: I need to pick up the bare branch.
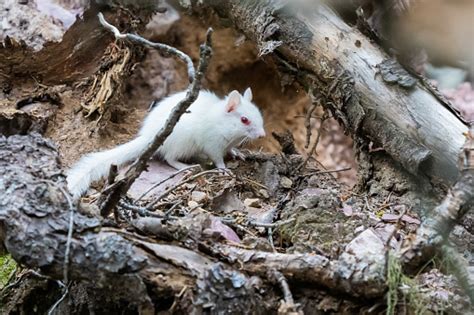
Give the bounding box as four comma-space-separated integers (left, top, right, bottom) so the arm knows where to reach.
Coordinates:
268, 269, 301, 314
399, 126, 474, 303
299, 111, 329, 170
98, 12, 195, 82
146, 169, 232, 209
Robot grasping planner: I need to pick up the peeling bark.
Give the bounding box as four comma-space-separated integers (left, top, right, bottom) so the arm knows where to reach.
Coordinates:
1, 1, 472, 312
0, 1, 160, 86
1, 127, 472, 312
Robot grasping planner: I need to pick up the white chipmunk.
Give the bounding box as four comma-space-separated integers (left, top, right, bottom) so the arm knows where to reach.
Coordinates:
66, 88, 265, 199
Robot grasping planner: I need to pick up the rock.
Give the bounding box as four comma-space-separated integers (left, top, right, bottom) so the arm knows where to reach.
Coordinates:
188, 200, 199, 208
354, 225, 365, 234
211, 188, 245, 213
258, 161, 280, 195
341, 204, 353, 216
244, 198, 261, 208
280, 176, 293, 189
191, 191, 207, 203
206, 216, 241, 243
337, 229, 386, 292
258, 189, 269, 199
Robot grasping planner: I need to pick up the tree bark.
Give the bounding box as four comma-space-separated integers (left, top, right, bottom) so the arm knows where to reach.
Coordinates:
182, 0, 468, 187
0, 133, 268, 314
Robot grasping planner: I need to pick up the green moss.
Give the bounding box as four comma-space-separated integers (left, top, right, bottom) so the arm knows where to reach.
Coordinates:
0, 255, 16, 289
386, 252, 429, 315
386, 252, 402, 315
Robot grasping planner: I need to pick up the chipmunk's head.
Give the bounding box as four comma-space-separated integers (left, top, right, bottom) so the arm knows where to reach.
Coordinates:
224, 88, 265, 141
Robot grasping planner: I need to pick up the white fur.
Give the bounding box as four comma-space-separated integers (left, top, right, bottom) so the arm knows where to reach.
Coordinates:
66, 89, 265, 199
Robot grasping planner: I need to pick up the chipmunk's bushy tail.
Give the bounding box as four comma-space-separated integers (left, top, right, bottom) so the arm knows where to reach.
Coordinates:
66, 136, 149, 200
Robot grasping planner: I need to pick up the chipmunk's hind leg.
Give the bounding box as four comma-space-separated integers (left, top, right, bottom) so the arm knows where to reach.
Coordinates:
165, 158, 192, 170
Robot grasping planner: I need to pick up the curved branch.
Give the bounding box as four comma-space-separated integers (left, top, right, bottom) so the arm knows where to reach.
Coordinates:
98, 12, 195, 82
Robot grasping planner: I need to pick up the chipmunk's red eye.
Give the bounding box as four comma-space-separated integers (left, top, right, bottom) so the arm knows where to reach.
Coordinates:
241, 116, 250, 125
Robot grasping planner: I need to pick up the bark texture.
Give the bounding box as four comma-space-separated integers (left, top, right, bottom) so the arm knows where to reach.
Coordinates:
0, 1, 161, 85
183, 0, 468, 187
0, 133, 268, 313
0, 134, 392, 312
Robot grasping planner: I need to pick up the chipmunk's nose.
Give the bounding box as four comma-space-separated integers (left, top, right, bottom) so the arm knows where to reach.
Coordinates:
258, 128, 266, 138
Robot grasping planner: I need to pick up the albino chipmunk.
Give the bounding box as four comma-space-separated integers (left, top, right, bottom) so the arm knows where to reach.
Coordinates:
66, 88, 265, 199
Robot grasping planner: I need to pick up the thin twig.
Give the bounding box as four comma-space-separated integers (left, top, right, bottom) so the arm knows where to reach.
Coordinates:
248, 217, 296, 228
301, 167, 352, 177
169, 285, 188, 313
304, 101, 318, 148
147, 169, 232, 209
268, 227, 275, 252
239, 176, 269, 190
385, 208, 408, 248
47, 284, 69, 315
119, 200, 168, 219
299, 111, 329, 170
37, 180, 75, 286
364, 195, 374, 212
57, 186, 75, 285
268, 269, 298, 311
12, 269, 69, 315
221, 218, 258, 237
97, 13, 214, 216
164, 200, 183, 217
39, 183, 75, 315
135, 164, 201, 202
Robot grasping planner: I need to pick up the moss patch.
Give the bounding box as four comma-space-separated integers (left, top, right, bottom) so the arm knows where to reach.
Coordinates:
0, 255, 16, 289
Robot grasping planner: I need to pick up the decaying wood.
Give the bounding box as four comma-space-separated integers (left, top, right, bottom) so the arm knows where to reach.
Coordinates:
180, 0, 468, 187
1, 130, 472, 312
0, 134, 266, 313
400, 127, 474, 302
1, 1, 472, 313
0, 1, 163, 85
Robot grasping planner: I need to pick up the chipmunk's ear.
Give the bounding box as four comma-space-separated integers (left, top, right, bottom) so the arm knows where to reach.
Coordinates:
226, 90, 241, 112
243, 87, 253, 101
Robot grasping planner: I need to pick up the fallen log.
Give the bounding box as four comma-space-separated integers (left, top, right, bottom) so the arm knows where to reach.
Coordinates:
180, 0, 468, 187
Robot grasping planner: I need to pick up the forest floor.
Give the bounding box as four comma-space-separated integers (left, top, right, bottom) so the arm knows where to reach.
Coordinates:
0, 1, 473, 314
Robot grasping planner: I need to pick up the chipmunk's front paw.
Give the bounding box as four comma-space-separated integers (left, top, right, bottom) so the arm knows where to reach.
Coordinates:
229, 148, 246, 161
